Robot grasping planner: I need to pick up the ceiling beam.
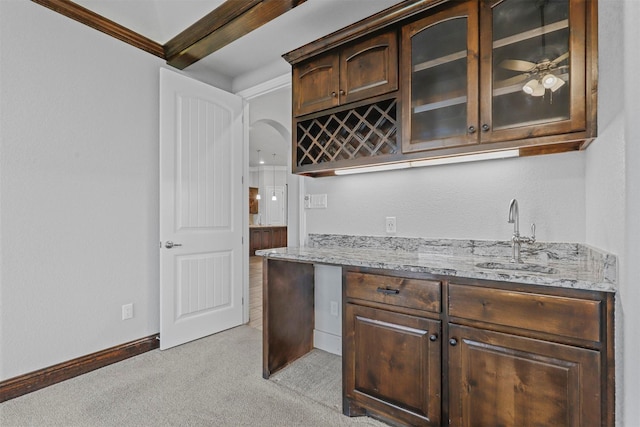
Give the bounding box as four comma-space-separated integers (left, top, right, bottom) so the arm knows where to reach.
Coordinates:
31, 0, 165, 58
165, 0, 306, 70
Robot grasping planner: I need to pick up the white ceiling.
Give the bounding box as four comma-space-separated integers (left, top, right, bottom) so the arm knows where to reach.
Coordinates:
71, 0, 400, 166
72, 0, 400, 79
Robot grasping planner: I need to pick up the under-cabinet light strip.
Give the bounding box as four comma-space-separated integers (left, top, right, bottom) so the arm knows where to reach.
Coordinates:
409, 149, 519, 168
333, 150, 519, 175
334, 162, 410, 175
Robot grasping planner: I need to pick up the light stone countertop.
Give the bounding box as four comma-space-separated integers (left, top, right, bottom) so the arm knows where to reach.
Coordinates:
256, 234, 617, 293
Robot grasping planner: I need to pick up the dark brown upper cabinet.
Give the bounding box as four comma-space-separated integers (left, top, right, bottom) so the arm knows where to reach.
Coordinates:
403, 0, 594, 154
284, 0, 597, 176
293, 31, 398, 117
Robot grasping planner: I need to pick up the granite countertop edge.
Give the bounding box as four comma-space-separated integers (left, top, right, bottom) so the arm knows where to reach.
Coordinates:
255, 235, 617, 293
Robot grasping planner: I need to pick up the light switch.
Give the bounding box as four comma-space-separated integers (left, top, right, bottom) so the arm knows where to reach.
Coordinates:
305, 194, 328, 209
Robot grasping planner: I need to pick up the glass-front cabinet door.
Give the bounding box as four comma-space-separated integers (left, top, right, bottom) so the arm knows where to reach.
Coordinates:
480, 0, 586, 143
402, 0, 587, 154
401, 2, 479, 153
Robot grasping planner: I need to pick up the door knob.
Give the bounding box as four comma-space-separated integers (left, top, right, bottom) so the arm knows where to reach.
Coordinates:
449, 338, 458, 346
165, 241, 182, 249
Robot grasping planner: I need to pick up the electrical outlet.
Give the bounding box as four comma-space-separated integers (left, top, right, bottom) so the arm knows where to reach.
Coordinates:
385, 217, 397, 233
330, 301, 339, 317
122, 303, 133, 320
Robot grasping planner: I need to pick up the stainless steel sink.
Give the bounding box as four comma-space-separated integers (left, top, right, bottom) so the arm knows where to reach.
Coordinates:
475, 261, 558, 275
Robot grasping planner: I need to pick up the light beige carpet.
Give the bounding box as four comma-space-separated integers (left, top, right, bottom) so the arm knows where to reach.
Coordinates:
0, 325, 384, 427
270, 348, 343, 413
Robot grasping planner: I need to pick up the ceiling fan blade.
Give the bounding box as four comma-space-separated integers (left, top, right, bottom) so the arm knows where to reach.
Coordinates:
499, 59, 537, 72
552, 51, 569, 65
495, 73, 529, 88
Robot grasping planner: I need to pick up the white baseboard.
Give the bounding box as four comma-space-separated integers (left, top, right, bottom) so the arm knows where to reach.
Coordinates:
313, 330, 342, 356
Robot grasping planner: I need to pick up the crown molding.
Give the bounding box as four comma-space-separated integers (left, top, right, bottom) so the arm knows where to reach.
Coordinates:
32, 0, 165, 58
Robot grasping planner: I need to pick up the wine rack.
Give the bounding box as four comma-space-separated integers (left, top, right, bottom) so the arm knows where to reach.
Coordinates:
295, 99, 399, 173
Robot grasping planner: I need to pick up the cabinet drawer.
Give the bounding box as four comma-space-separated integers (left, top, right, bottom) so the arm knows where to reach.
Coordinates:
448, 284, 602, 342
345, 272, 441, 313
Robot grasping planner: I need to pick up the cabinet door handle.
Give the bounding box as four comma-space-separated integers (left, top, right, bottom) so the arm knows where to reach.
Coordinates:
376, 287, 400, 295
468, 125, 476, 134
481, 123, 490, 132
429, 334, 438, 342
339, 89, 345, 96
331, 91, 337, 97
449, 338, 458, 346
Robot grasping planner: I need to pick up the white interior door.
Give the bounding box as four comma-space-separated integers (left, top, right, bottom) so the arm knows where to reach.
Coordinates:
267, 186, 286, 225
159, 68, 244, 350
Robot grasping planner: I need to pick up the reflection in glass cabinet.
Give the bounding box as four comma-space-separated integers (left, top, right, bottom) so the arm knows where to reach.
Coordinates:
402, 1, 477, 153
411, 18, 468, 142
492, 0, 570, 130
403, 0, 585, 155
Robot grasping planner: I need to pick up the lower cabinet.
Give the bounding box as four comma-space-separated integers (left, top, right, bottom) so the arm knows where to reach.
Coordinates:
344, 304, 441, 426
343, 270, 443, 426
448, 324, 601, 427
249, 226, 287, 255
343, 268, 613, 427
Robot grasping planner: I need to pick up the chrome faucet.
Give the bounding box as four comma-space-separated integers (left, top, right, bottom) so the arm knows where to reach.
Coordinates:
508, 199, 535, 263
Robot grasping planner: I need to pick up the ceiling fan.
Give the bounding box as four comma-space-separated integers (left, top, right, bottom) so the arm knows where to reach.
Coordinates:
498, 52, 569, 97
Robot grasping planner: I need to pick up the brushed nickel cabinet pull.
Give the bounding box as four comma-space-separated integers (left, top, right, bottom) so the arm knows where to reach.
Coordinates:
376, 286, 400, 295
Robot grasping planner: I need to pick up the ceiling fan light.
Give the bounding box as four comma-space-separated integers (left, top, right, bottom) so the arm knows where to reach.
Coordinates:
522, 79, 539, 95
550, 78, 566, 92
542, 74, 558, 89
532, 83, 546, 97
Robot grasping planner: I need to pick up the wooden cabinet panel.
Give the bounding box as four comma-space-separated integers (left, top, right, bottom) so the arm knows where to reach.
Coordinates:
340, 31, 398, 105
272, 227, 287, 248
344, 303, 441, 426
292, 30, 398, 118
448, 283, 602, 342
249, 227, 287, 255
345, 271, 440, 313
249, 187, 259, 214
448, 324, 601, 427
263, 259, 314, 378
293, 53, 339, 117
250, 229, 262, 255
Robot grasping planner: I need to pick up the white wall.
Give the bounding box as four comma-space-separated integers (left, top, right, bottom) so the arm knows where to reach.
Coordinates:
249, 86, 292, 132
585, 2, 628, 424
313, 265, 342, 356
585, 1, 640, 425
305, 152, 585, 243
621, 3, 640, 423
0, 1, 164, 380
